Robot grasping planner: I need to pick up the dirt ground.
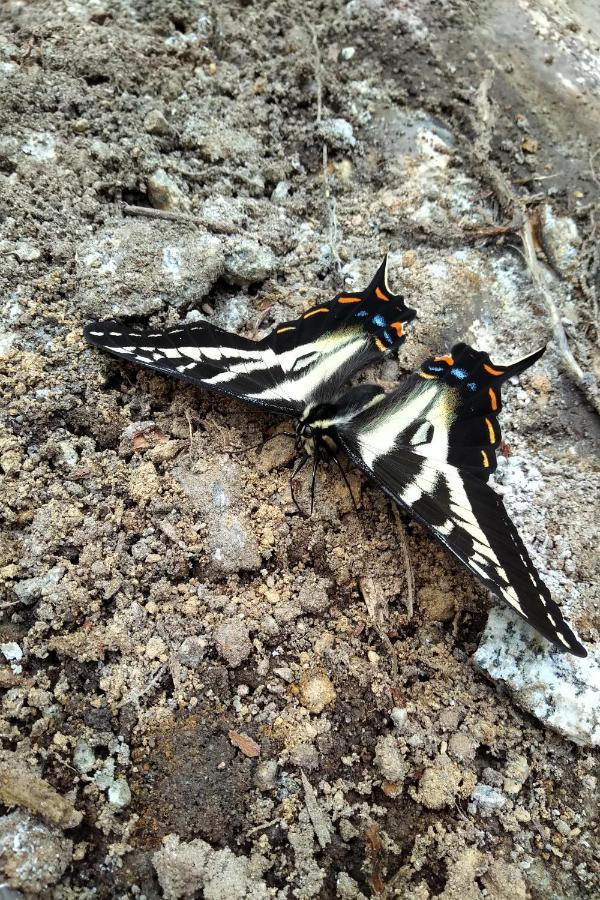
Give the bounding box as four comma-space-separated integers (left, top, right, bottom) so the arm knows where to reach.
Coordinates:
1, 0, 599, 897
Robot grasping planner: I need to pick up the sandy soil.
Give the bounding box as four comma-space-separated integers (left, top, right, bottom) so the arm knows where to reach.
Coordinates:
1, 0, 599, 897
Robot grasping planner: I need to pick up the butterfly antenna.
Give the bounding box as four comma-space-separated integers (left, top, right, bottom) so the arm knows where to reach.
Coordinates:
330, 453, 361, 517
290, 453, 309, 516
227, 431, 296, 455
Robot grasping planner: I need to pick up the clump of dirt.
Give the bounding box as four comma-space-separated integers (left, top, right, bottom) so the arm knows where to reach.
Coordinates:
1, 0, 599, 897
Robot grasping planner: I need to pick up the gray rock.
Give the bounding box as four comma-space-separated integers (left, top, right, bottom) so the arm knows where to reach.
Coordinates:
108, 778, 131, 808
540, 204, 581, 276
144, 109, 171, 135
73, 741, 96, 774
214, 620, 252, 668
12, 566, 65, 605
182, 121, 260, 162
223, 237, 276, 285
374, 733, 409, 784
147, 168, 185, 210
317, 117, 356, 149
76, 221, 224, 317
178, 636, 207, 668
21, 132, 56, 161
253, 760, 278, 791
0, 811, 73, 893
471, 783, 508, 815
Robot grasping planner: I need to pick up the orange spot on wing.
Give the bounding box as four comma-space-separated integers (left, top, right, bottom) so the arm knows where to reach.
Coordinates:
338, 295, 361, 303
303, 307, 329, 318
375, 338, 387, 352
434, 355, 454, 366
485, 417, 496, 443
375, 287, 389, 301
483, 363, 504, 376
390, 321, 404, 337
488, 387, 498, 410
481, 450, 490, 468
276, 326, 295, 334
419, 372, 437, 379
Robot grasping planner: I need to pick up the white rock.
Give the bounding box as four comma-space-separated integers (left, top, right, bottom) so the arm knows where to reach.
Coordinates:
341, 46, 356, 60
472, 783, 508, 814
21, 132, 56, 160
108, 778, 131, 808
539, 204, 581, 275
475, 607, 600, 747
317, 117, 356, 149
1, 642, 23, 662
148, 168, 185, 210
223, 237, 276, 285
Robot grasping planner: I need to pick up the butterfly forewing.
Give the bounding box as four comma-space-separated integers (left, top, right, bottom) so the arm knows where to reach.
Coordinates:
84, 255, 416, 414
339, 343, 587, 657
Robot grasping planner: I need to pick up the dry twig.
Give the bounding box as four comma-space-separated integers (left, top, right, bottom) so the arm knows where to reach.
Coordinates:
392, 504, 415, 621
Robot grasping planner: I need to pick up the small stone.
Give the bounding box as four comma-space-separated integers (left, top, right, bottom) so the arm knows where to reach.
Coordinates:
448, 732, 477, 761
253, 760, 278, 791
340, 46, 355, 60
521, 135, 538, 154
144, 109, 171, 135
374, 734, 409, 784
214, 619, 252, 667
72, 118, 90, 133
1, 643, 23, 663
14, 242, 41, 261
108, 778, 131, 808
503, 753, 529, 795
298, 671, 336, 713
539, 204, 582, 275
178, 636, 207, 668
146, 635, 167, 660
390, 707, 408, 731
271, 180, 290, 204
223, 238, 276, 286
415, 756, 464, 810
317, 117, 356, 149
0, 811, 73, 893
472, 783, 508, 815
148, 168, 185, 210
73, 741, 96, 774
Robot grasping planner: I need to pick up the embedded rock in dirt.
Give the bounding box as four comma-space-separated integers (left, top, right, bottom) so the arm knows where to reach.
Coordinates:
214, 619, 252, 668
0, 811, 73, 893
475, 608, 600, 747
153, 833, 270, 900
76, 221, 224, 317
223, 237, 277, 286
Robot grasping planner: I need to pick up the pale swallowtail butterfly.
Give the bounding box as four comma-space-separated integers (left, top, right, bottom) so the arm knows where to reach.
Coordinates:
84, 256, 586, 657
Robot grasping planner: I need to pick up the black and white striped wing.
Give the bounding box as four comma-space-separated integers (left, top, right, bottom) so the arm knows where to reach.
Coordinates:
84, 256, 416, 416
339, 343, 587, 657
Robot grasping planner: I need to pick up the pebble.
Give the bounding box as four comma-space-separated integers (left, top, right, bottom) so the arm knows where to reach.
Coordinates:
414, 756, 464, 810
144, 109, 171, 135
253, 760, 278, 791
223, 237, 276, 285
390, 707, 408, 731
12, 566, 65, 605
147, 168, 185, 210
539, 204, 581, 275
298, 672, 336, 714
447, 731, 477, 762
73, 741, 96, 774
374, 734, 409, 785
1, 642, 22, 663
471, 783, 508, 814
214, 620, 252, 668
178, 636, 207, 668
271, 180, 291, 204
72, 118, 90, 133
0, 811, 73, 893
108, 778, 131, 808
317, 117, 356, 149
340, 46, 355, 60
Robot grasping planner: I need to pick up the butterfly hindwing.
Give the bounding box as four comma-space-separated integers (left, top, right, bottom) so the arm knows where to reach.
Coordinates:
339, 343, 586, 657
84, 255, 416, 415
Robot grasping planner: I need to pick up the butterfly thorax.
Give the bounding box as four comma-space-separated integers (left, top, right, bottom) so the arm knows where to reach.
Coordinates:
296, 384, 386, 458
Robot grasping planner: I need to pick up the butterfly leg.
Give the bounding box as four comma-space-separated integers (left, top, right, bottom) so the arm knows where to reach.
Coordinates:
330, 453, 361, 516
227, 431, 296, 455
309, 451, 320, 517
290, 453, 309, 516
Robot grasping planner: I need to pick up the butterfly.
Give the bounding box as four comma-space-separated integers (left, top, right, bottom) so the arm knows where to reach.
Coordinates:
84, 255, 586, 658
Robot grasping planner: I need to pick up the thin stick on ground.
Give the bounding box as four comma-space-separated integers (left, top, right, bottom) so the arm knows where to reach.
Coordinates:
392, 504, 415, 620
123, 204, 199, 226
302, 14, 342, 275
469, 71, 599, 414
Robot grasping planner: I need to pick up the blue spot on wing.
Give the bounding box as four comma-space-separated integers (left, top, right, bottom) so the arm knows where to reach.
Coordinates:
467, 381, 477, 392
372, 314, 386, 327
382, 329, 393, 345
451, 367, 468, 379
355, 310, 368, 317
428, 365, 444, 372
